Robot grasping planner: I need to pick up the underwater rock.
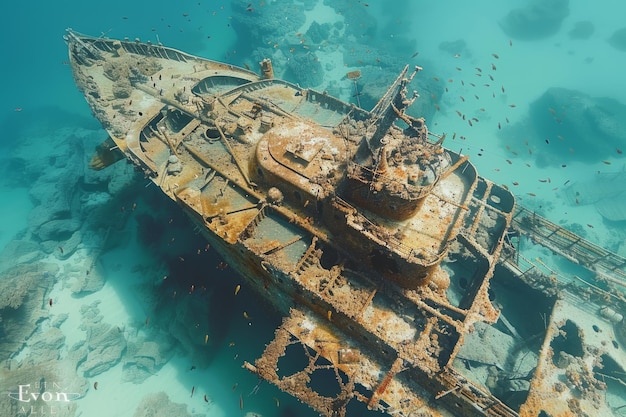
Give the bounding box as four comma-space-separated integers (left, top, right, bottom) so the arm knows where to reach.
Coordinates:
306, 21, 332, 45
80, 323, 127, 377
230, 1, 305, 49
28, 177, 76, 230
79, 301, 104, 327
37, 218, 81, 242
324, 0, 377, 39
500, 0, 569, 40
0, 359, 87, 416
40, 229, 82, 259
608, 27, 626, 52
66, 340, 89, 368
0, 240, 43, 272
0, 262, 57, 362
71, 266, 106, 294
123, 339, 174, 383
25, 327, 66, 365
285, 51, 324, 87
133, 392, 204, 417
527, 87, 626, 163
568, 21, 595, 40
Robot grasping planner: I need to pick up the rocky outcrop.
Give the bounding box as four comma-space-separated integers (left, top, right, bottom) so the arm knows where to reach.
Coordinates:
77, 302, 127, 377
122, 338, 174, 383
527, 87, 626, 164
0, 240, 43, 273
71, 267, 106, 294
608, 27, 626, 52
133, 392, 204, 417
0, 262, 58, 362
25, 327, 66, 365
79, 322, 127, 377
500, 0, 569, 40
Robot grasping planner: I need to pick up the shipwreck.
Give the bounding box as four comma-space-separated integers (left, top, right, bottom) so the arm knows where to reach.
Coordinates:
65, 29, 626, 417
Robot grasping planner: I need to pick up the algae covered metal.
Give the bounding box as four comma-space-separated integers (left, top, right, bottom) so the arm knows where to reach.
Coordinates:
65, 29, 626, 417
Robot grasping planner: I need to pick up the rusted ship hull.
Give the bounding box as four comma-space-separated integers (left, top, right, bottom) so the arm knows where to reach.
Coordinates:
66, 29, 626, 417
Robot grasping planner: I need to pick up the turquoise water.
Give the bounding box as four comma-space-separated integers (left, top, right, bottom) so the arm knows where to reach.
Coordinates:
1, 1, 626, 416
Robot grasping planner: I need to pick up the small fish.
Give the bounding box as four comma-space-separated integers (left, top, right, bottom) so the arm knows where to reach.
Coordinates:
145, 317, 149, 326
506, 159, 512, 165
94, 382, 98, 390
327, 310, 332, 321
204, 394, 209, 403
512, 181, 519, 186
411, 51, 419, 58
497, 122, 501, 130
617, 148, 623, 154
239, 394, 244, 410
509, 104, 517, 108
15, 107, 23, 112
491, 63, 497, 71
191, 386, 195, 398
190, 365, 196, 371
501, 85, 505, 93
492, 53, 499, 59
49, 298, 53, 307
232, 383, 239, 391
460, 96, 465, 102
564, 180, 571, 186
204, 334, 209, 344
234, 285, 241, 295
58, 246, 64, 254
475, 67, 482, 72
545, 139, 550, 144
509, 39, 513, 46
274, 397, 280, 407
587, 224, 594, 228
602, 160, 612, 165
456, 67, 462, 71
527, 193, 536, 197
243, 311, 249, 319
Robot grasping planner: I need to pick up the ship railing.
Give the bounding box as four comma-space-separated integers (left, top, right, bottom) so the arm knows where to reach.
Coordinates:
512, 205, 626, 290
333, 195, 441, 262
347, 162, 433, 200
